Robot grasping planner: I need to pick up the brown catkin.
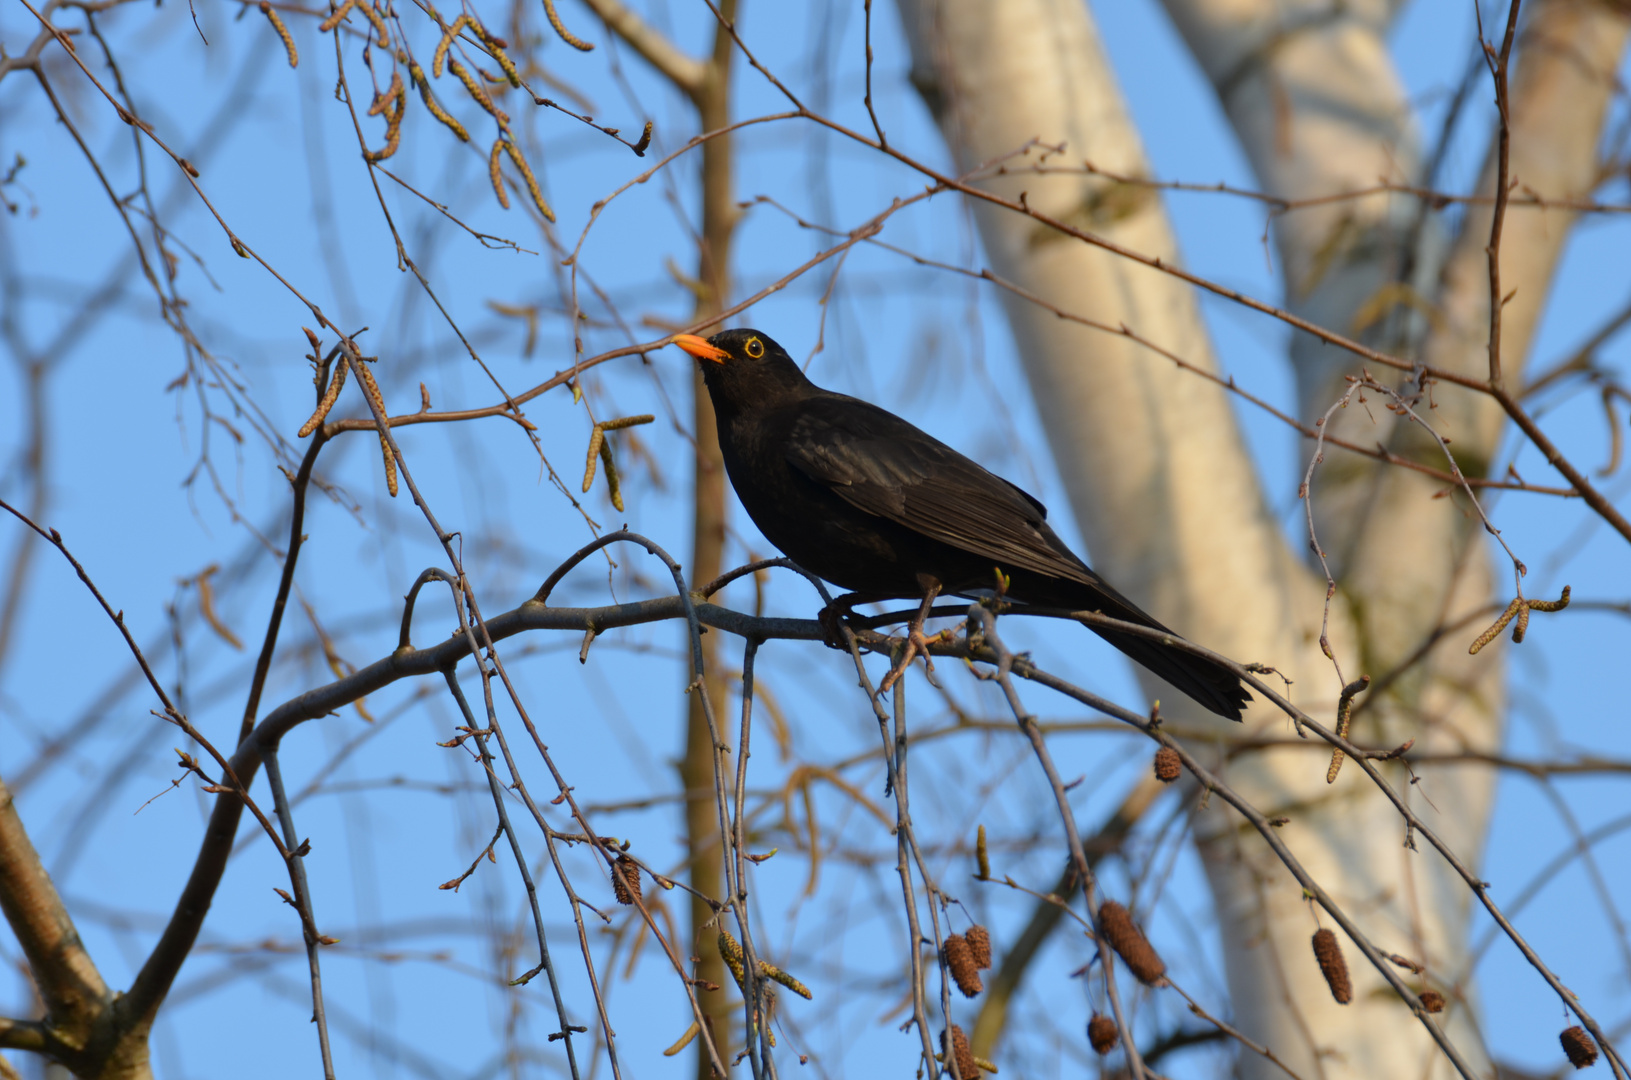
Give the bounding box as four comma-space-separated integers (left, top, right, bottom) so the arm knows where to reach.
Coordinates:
1087, 1014, 1118, 1055
488, 138, 510, 209
1561, 1026, 1599, 1069
1153, 746, 1181, 783
1312, 929, 1352, 1004
258, 2, 298, 67
297, 355, 348, 438
611, 855, 640, 905
1098, 900, 1166, 985
378, 432, 398, 497
1418, 989, 1445, 1014
941, 1026, 977, 1079
966, 924, 992, 970
942, 934, 983, 997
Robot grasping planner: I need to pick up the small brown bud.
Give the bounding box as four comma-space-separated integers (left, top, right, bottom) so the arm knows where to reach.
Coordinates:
1153, 746, 1181, 783
1087, 1013, 1118, 1055
611, 855, 641, 905
1098, 900, 1166, 985
942, 934, 983, 997
941, 1025, 978, 1079
1418, 989, 1445, 1013
966, 924, 992, 970
1312, 928, 1352, 1004
1561, 1026, 1599, 1069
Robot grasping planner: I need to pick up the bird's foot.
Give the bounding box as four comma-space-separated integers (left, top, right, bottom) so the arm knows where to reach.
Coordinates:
879, 578, 944, 694
879, 628, 940, 694
817, 592, 887, 650
817, 603, 849, 650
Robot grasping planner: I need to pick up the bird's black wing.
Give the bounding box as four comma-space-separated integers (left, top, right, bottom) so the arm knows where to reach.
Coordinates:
783, 394, 1250, 721
782, 395, 1096, 586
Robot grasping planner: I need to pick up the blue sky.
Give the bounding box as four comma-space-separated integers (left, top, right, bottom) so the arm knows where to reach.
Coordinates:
1, 0, 1628, 1077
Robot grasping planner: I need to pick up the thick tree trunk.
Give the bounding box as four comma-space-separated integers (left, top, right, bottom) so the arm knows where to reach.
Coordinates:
1158, 5, 1629, 1077
894, 0, 1623, 1074
0, 775, 154, 1078
680, 11, 740, 1078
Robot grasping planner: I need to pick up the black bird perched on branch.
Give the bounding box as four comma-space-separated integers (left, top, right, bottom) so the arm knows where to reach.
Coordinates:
673, 328, 1250, 720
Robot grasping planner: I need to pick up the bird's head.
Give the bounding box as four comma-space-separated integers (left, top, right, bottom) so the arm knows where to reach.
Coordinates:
671, 328, 808, 404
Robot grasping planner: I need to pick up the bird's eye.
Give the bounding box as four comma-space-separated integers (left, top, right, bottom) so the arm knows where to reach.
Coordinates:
744, 337, 764, 359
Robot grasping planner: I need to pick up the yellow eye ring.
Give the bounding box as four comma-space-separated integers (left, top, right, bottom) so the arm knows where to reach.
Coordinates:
745, 337, 764, 359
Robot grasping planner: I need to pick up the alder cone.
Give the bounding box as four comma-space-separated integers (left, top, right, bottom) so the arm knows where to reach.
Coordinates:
611, 855, 641, 905
941, 1025, 978, 1078
1098, 900, 1166, 985
1153, 746, 1181, 783
1087, 1014, 1118, 1055
942, 933, 984, 997
1561, 1026, 1599, 1069
965, 924, 992, 970
1419, 989, 1445, 1014
1311, 928, 1352, 1004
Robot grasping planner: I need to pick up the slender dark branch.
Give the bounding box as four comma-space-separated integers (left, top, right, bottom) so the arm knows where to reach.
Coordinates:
970, 776, 1162, 1058
862, 0, 885, 147
240, 429, 326, 745
0, 1016, 50, 1054
0, 497, 180, 717
439, 668, 582, 1075
968, 607, 1146, 1079
399, 567, 459, 651
1484, 0, 1523, 389
262, 752, 336, 1080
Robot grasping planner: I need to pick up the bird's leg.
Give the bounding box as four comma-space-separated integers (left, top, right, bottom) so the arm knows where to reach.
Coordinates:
879, 576, 942, 694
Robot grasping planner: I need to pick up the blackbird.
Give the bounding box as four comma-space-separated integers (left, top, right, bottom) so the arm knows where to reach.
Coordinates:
673, 328, 1249, 720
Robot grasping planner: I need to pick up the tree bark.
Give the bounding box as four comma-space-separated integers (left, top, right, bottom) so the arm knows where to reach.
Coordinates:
898, 0, 1626, 1074
1159, 4, 1628, 1075
679, 8, 740, 1077
0, 774, 153, 1078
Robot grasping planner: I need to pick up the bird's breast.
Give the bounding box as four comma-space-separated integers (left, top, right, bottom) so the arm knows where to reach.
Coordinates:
717, 415, 924, 596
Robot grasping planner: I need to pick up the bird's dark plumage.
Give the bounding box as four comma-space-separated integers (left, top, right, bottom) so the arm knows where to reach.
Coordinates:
676, 328, 1250, 720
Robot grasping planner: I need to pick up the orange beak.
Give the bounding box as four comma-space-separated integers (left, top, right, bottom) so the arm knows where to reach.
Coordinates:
672, 333, 729, 363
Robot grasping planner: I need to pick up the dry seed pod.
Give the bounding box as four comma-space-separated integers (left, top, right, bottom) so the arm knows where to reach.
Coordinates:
941, 1025, 978, 1079
1098, 900, 1166, 985
966, 924, 992, 970
1418, 989, 1445, 1014
942, 934, 983, 997
1311, 929, 1352, 1004
1153, 746, 1181, 783
1087, 1014, 1118, 1055
611, 854, 640, 905
1561, 1026, 1599, 1069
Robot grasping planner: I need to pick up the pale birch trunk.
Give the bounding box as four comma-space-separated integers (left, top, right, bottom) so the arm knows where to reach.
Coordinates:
897, 0, 1629, 1075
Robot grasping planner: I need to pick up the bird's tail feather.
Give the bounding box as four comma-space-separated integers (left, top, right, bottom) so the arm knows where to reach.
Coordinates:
1086, 624, 1249, 721
1002, 570, 1251, 720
